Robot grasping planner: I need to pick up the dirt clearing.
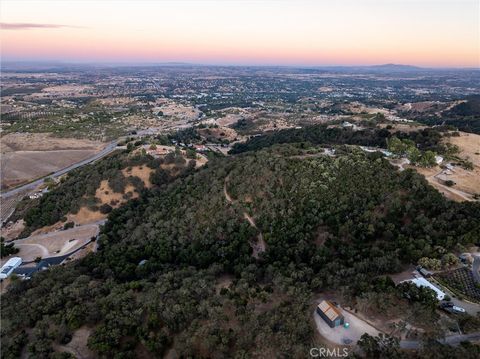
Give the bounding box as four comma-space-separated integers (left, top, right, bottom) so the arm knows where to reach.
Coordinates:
68, 166, 153, 224
413, 166, 475, 202
54, 327, 94, 359
122, 166, 153, 188
410, 132, 480, 201
1, 133, 103, 152
313, 303, 381, 346
1, 133, 105, 190
5, 224, 99, 263
1, 150, 100, 189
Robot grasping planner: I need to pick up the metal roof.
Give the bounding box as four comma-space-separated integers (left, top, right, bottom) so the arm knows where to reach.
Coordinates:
410, 277, 445, 300
317, 300, 342, 321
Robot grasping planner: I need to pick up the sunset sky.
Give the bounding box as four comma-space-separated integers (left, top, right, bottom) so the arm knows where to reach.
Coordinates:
1, 0, 478, 67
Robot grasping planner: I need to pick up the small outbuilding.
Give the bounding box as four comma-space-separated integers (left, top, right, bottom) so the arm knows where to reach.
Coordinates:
418, 267, 432, 278
316, 300, 345, 328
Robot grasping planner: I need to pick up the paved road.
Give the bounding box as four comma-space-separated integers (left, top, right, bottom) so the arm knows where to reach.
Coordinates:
1, 141, 118, 199
14, 237, 97, 277
472, 255, 480, 284
400, 332, 480, 349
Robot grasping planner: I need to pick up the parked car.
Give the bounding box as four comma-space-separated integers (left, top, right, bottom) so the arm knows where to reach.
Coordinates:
452, 306, 466, 313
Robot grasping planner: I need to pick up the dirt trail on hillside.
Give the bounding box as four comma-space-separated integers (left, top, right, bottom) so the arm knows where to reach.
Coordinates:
224, 175, 266, 258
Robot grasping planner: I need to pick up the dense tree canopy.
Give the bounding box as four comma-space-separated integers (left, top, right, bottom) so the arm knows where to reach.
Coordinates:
2, 144, 480, 358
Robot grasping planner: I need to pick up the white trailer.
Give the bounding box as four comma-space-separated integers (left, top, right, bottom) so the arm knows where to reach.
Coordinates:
410, 277, 446, 300
0, 257, 22, 279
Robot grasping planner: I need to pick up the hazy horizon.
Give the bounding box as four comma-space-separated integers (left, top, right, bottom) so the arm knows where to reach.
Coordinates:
1, 60, 479, 70
1, 0, 479, 68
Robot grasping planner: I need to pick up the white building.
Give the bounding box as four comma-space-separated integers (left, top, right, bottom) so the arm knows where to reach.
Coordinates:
409, 277, 446, 300
435, 156, 444, 165
0, 257, 22, 280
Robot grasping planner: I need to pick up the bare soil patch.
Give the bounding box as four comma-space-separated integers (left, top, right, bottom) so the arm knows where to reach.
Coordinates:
6, 224, 98, 263
215, 274, 233, 294
198, 126, 238, 142
413, 166, 473, 202
447, 132, 480, 167
389, 265, 417, 284
217, 114, 243, 127
54, 327, 95, 359
122, 166, 153, 188
412, 129, 479, 201
1, 133, 105, 190
68, 165, 153, 224
313, 304, 380, 346
95, 180, 130, 206
378, 123, 427, 133
194, 154, 208, 168
440, 132, 480, 197
0, 219, 25, 240
1, 150, 99, 189
1, 133, 103, 152
447, 167, 480, 195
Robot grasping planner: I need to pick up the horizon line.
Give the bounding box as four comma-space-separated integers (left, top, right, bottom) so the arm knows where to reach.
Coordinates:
2, 60, 479, 70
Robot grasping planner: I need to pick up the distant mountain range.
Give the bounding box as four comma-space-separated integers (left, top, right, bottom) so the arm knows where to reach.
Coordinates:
2, 61, 477, 72
367, 63, 422, 70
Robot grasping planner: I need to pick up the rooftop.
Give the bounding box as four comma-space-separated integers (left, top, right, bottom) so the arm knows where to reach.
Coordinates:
317, 300, 343, 321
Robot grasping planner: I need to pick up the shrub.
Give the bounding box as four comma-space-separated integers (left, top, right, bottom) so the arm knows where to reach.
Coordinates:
63, 222, 75, 230
99, 204, 113, 214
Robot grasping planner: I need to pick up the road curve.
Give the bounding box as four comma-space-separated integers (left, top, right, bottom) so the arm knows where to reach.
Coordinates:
1, 141, 118, 199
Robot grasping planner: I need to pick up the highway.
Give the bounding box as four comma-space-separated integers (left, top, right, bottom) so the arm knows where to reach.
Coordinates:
1, 141, 118, 199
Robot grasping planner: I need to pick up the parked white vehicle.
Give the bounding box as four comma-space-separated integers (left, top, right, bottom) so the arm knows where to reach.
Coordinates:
0, 257, 22, 280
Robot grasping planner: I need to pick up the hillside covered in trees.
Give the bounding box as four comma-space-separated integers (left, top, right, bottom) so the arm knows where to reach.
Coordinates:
12, 149, 197, 237
229, 124, 449, 155
412, 95, 480, 135
2, 144, 480, 358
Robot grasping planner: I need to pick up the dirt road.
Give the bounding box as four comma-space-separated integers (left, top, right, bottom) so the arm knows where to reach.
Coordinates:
224, 176, 266, 258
